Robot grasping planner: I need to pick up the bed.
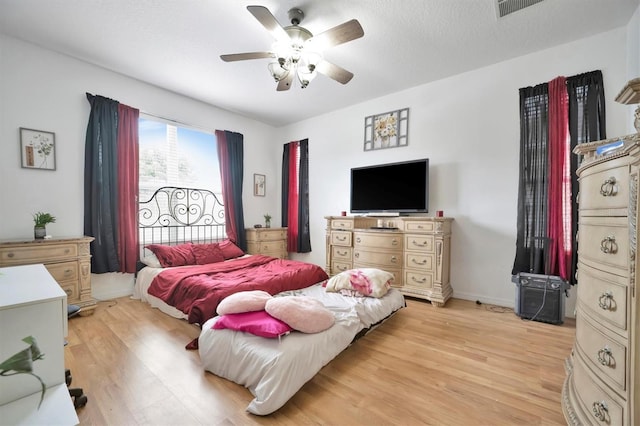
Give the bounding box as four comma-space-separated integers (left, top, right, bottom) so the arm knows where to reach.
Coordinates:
198, 282, 406, 416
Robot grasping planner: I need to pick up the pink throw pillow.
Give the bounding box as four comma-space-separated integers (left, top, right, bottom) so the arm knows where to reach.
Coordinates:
146, 243, 195, 267
192, 243, 225, 265
265, 296, 335, 334
217, 290, 273, 315
219, 239, 245, 259
212, 310, 292, 338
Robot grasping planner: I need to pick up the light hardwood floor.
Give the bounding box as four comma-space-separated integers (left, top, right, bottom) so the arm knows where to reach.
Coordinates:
65, 296, 575, 425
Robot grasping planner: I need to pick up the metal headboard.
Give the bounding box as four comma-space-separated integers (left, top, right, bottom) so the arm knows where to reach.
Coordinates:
138, 186, 226, 255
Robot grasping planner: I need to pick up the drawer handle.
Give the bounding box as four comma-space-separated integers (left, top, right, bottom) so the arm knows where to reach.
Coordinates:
412, 240, 427, 247
411, 276, 426, 283
337, 265, 347, 271
390, 256, 397, 263
598, 291, 614, 310
337, 236, 347, 242
592, 400, 609, 422
596, 346, 614, 367
391, 239, 398, 246
354, 252, 360, 259
7, 252, 14, 258
337, 250, 347, 256
600, 236, 618, 254
355, 237, 361, 243
599, 177, 617, 196
412, 258, 427, 265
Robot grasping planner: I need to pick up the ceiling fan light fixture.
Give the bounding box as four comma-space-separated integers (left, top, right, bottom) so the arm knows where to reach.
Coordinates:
297, 63, 317, 89
268, 58, 290, 82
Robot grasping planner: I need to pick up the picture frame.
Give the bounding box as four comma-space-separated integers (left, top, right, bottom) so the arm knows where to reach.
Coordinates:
364, 107, 409, 151
20, 127, 56, 170
253, 173, 266, 197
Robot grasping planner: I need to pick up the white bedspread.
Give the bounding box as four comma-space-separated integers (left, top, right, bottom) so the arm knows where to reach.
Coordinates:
198, 284, 405, 415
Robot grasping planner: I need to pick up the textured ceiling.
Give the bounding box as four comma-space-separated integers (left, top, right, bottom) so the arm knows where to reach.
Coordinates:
0, 0, 637, 126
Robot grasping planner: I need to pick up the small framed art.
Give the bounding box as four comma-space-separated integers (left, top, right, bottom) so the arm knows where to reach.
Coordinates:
20, 127, 56, 170
363, 108, 409, 151
254, 173, 266, 197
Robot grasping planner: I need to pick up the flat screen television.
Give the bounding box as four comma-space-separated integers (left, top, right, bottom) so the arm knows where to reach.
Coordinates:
350, 158, 429, 214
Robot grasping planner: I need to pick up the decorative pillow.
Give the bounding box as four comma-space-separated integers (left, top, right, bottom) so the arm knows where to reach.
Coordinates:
219, 239, 245, 259
217, 290, 273, 315
325, 268, 394, 298
212, 310, 292, 338
191, 243, 225, 265
140, 252, 162, 268
265, 296, 335, 334
145, 243, 196, 267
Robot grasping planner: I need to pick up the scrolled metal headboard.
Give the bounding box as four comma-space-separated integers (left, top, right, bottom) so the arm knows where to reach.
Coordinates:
138, 186, 226, 254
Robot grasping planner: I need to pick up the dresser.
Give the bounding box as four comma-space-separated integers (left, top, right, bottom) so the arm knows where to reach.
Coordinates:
562, 132, 639, 425
0, 237, 96, 314
0, 264, 78, 425
325, 216, 453, 306
245, 227, 288, 259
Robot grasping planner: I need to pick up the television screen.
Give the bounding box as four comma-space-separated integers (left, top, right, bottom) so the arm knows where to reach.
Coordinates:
350, 159, 429, 213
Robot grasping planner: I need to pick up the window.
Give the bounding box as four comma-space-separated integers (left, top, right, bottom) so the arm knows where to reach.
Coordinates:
138, 117, 224, 244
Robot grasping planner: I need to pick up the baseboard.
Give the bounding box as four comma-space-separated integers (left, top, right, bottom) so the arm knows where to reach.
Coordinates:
453, 291, 514, 309
91, 272, 135, 301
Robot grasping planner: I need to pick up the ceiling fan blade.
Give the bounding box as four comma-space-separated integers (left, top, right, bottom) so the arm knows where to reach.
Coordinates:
307, 19, 364, 50
247, 5, 290, 42
316, 60, 354, 85
276, 71, 294, 91
220, 52, 274, 62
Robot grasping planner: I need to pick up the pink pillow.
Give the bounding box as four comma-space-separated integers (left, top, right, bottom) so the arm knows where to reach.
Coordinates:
146, 243, 195, 267
219, 239, 245, 259
265, 296, 335, 334
212, 310, 292, 338
192, 243, 225, 265
217, 290, 272, 315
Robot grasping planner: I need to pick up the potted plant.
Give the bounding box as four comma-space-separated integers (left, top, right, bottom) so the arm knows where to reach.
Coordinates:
33, 211, 56, 239
264, 213, 272, 228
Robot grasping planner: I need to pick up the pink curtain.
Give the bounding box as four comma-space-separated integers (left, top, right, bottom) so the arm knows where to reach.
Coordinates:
216, 130, 237, 243
287, 142, 299, 251
116, 104, 139, 273
547, 76, 571, 280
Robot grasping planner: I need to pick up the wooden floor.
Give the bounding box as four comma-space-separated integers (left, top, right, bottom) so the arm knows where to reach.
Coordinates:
65, 296, 575, 425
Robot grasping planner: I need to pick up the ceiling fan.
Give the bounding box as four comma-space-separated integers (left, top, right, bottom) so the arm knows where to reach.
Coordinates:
220, 5, 364, 91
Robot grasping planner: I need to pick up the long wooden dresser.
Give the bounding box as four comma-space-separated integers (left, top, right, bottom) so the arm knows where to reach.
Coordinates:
562, 133, 639, 425
0, 237, 96, 315
325, 215, 453, 306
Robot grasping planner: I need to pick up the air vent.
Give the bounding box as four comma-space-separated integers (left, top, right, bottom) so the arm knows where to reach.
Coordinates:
496, 0, 545, 18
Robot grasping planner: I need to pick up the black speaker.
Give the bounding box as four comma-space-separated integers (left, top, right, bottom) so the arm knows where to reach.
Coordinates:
512, 273, 568, 325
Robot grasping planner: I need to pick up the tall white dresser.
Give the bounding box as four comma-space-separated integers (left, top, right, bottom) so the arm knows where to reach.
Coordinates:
0, 264, 78, 425
562, 131, 639, 425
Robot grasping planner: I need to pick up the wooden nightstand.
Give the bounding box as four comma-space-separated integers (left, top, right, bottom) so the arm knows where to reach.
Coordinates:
245, 227, 288, 259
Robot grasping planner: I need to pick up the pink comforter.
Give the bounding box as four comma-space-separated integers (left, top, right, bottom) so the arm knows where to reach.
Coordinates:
147, 255, 329, 325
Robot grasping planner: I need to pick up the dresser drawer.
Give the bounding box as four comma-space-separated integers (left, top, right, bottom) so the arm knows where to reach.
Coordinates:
248, 240, 286, 253
579, 157, 629, 212
578, 216, 629, 275
330, 219, 354, 230
44, 261, 78, 283
354, 232, 402, 250
353, 248, 401, 268
331, 261, 352, 275
331, 246, 352, 261
576, 313, 627, 393
248, 229, 287, 241
404, 221, 435, 233
576, 262, 628, 334
403, 270, 434, 290
404, 252, 434, 271
0, 243, 78, 264
331, 231, 352, 246
404, 234, 434, 252
572, 355, 626, 426
60, 282, 79, 303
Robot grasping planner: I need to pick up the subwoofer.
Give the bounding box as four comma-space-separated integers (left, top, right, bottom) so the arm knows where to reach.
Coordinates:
511, 273, 568, 325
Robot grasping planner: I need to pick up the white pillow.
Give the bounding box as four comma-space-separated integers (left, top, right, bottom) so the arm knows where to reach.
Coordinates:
265, 296, 335, 333
217, 290, 273, 315
325, 268, 394, 298
140, 253, 162, 268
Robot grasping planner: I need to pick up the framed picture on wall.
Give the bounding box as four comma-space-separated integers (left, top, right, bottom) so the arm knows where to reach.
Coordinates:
20, 127, 56, 170
254, 173, 266, 197
363, 108, 409, 151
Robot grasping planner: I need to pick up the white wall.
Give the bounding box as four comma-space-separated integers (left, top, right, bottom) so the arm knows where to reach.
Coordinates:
0, 35, 282, 240
278, 27, 632, 314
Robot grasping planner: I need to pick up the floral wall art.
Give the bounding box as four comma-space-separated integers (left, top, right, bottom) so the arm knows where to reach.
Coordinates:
20, 128, 56, 170
363, 108, 409, 151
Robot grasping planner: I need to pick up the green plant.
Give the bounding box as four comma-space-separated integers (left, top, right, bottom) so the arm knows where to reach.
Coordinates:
264, 213, 272, 222
33, 212, 56, 228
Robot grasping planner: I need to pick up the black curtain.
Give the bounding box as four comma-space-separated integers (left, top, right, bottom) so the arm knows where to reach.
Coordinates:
566, 70, 606, 284
224, 131, 247, 251
297, 139, 311, 252
281, 145, 290, 228
512, 83, 549, 276
84, 93, 120, 273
